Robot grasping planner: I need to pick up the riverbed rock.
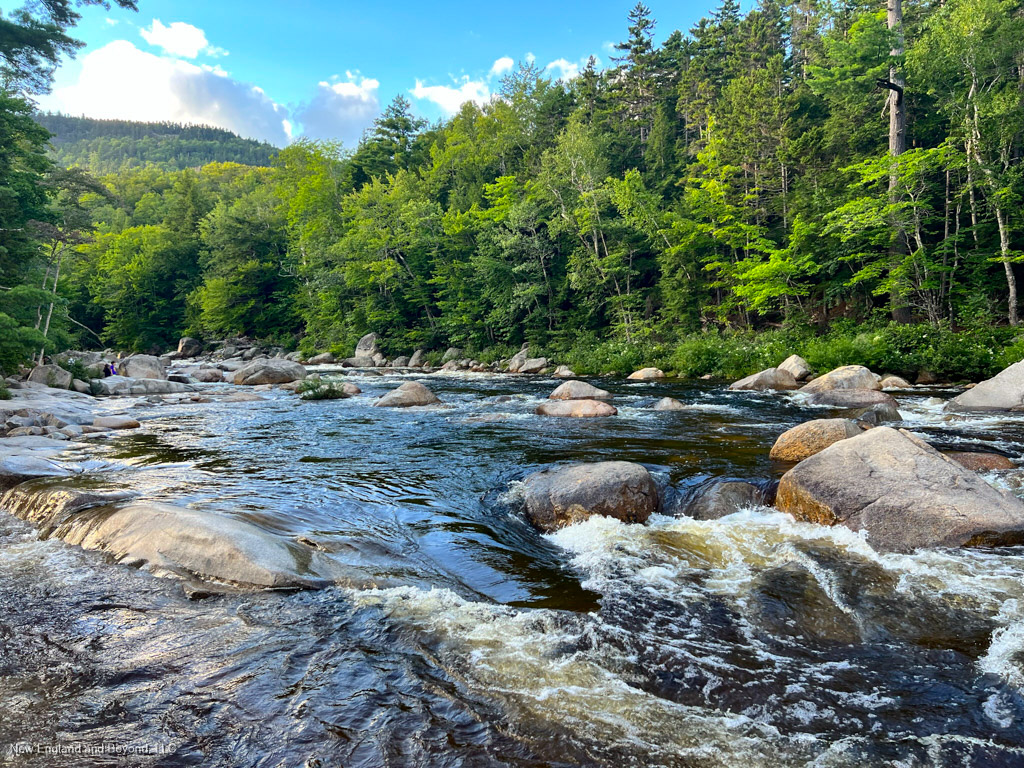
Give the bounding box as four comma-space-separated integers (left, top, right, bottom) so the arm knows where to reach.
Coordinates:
800, 365, 879, 394
307, 352, 336, 365
729, 367, 799, 392
27, 364, 72, 390
549, 380, 611, 400
373, 381, 441, 408
408, 349, 427, 368
93, 416, 140, 430
553, 365, 576, 378
769, 419, 863, 462
804, 389, 899, 409
392, 356, 410, 367
92, 375, 134, 396
945, 452, 1015, 472
507, 347, 529, 372
192, 367, 224, 383
653, 397, 687, 411
849, 401, 902, 426
627, 367, 666, 381
778, 355, 813, 382
519, 357, 549, 374
880, 375, 912, 389
685, 481, 765, 520
223, 393, 265, 402
917, 370, 938, 385
116, 354, 166, 381
232, 359, 307, 386
341, 355, 375, 368
520, 461, 658, 532
535, 400, 617, 418
355, 333, 380, 359
946, 360, 1024, 412
775, 427, 1024, 552
71, 379, 90, 394
129, 378, 191, 395
177, 337, 203, 358
441, 347, 464, 363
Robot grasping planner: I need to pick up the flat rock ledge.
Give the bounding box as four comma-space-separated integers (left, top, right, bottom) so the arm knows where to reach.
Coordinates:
1, 479, 373, 591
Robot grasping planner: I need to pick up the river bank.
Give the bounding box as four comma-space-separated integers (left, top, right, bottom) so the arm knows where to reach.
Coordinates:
3, 360, 1024, 766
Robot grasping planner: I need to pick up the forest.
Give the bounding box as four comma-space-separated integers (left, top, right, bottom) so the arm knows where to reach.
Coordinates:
35, 113, 279, 173
2, 0, 1024, 382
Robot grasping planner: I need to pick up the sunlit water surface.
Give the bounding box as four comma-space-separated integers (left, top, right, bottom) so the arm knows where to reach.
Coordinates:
2, 373, 1024, 767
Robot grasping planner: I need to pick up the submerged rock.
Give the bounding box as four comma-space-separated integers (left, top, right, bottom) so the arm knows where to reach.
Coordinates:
520, 461, 658, 532
535, 399, 617, 418
373, 381, 441, 408
233, 359, 307, 386
775, 427, 1024, 552
770, 419, 862, 462
778, 354, 813, 382
627, 367, 665, 381
653, 396, 687, 411
946, 360, 1024, 412
804, 389, 898, 409
800, 365, 879, 394
729, 367, 798, 391
685, 481, 765, 520
549, 380, 611, 400
945, 452, 1015, 472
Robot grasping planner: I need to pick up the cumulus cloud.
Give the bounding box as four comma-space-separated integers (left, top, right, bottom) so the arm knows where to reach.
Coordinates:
140, 19, 221, 59
41, 40, 288, 145
544, 56, 598, 82
490, 56, 514, 76
293, 73, 381, 144
411, 76, 490, 115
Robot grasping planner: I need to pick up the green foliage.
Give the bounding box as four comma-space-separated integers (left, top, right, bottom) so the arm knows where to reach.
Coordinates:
57, 357, 89, 382
297, 377, 350, 400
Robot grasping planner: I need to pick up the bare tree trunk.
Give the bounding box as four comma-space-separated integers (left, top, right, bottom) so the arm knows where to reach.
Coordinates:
995, 204, 1018, 326
881, 0, 908, 321
37, 247, 65, 365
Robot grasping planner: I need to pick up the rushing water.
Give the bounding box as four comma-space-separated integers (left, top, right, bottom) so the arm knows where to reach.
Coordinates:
2, 372, 1024, 767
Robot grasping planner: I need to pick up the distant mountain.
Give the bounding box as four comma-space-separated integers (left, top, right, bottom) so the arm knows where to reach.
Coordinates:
35, 113, 279, 173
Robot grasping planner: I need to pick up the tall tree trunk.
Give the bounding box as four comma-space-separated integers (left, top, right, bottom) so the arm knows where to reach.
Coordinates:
882, 0, 909, 321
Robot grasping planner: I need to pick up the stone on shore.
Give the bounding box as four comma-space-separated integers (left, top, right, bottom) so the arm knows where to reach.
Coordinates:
408, 349, 427, 368
880, 375, 912, 389
520, 461, 658, 532
549, 380, 611, 400
93, 416, 140, 430
778, 355, 813, 382
519, 357, 549, 374
553, 365, 576, 378
373, 381, 441, 408
729, 367, 798, 392
653, 396, 687, 411
769, 419, 862, 462
232, 359, 307, 386
177, 337, 203, 358
946, 360, 1024, 412
800, 365, 879, 394
627, 367, 665, 381
307, 352, 336, 365
116, 354, 166, 381
775, 427, 1024, 552
535, 399, 617, 418
27, 364, 72, 390
355, 333, 380, 358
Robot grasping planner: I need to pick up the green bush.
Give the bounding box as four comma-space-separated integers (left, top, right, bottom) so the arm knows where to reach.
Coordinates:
0, 381, 10, 400
58, 358, 91, 382
297, 377, 350, 400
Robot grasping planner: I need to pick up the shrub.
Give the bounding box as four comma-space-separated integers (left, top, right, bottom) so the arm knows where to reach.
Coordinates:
58, 358, 91, 382
297, 377, 350, 400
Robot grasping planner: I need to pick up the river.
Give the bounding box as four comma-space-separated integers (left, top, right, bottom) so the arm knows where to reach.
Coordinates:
2, 372, 1023, 766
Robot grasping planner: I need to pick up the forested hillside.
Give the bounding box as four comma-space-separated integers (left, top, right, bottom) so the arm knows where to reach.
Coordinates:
35, 113, 278, 173
3, 0, 1024, 380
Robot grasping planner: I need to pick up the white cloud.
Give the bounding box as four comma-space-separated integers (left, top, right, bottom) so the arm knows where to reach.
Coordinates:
40, 40, 288, 145
525, 52, 536, 64
293, 73, 380, 144
602, 41, 617, 55
140, 19, 224, 59
490, 56, 514, 77
411, 77, 490, 115
544, 56, 599, 82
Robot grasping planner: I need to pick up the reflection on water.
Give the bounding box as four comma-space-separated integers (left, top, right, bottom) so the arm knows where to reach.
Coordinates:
2, 374, 1024, 766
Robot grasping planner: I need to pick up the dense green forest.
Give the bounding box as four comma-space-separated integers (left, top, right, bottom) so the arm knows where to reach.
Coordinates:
35, 113, 279, 173
3, 0, 1024, 381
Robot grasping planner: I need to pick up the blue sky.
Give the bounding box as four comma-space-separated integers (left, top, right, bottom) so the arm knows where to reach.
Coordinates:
38, 0, 724, 147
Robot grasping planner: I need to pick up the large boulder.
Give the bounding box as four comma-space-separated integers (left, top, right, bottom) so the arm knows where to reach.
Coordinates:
536, 400, 617, 418
778, 355, 813, 382
116, 354, 166, 381
769, 419, 863, 462
232, 359, 307, 386
177, 337, 203, 358
392, 356, 411, 367
129, 378, 191, 395
804, 389, 898, 409
685, 481, 765, 520
519, 357, 549, 374
653, 396, 687, 411
849, 401, 902, 426
355, 332, 380, 358
441, 347, 464, 363
307, 352, 336, 365
341, 355, 375, 368
408, 349, 427, 368
729, 367, 799, 392
946, 360, 1024, 412
192, 367, 224, 383
553, 365, 576, 378
0, 436, 76, 491
627, 367, 666, 381
373, 381, 441, 408
519, 461, 658, 532
880, 375, 912, 389
945, 452, 1015, 472
93, 415, 140, 430
92, 375, 134, 396
775, 427, 1024, 552
800, 365, 879, 394
27, 364, 72, 390
549, 380, 611, 400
